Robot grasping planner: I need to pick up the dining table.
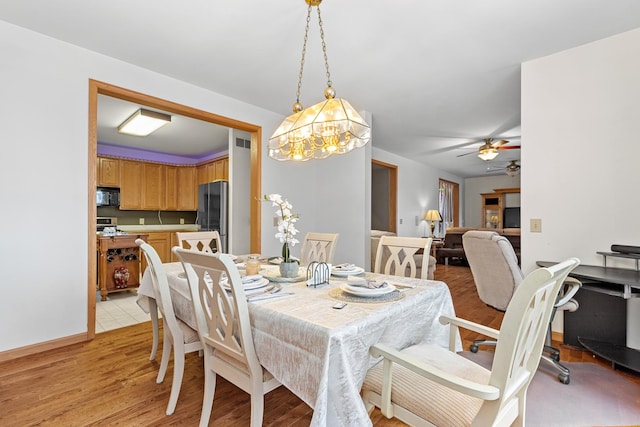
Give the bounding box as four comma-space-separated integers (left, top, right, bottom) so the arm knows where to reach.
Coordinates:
137, 260, 461, 427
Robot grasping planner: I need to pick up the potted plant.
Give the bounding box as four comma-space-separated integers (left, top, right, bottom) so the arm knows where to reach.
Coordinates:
264, 193, 300, 278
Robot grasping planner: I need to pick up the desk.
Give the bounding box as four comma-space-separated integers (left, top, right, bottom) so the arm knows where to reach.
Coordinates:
138, 263, 460, 426
537, 261, 640, 373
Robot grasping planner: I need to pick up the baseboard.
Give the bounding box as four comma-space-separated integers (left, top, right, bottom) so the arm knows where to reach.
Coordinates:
0, 333, 88, 363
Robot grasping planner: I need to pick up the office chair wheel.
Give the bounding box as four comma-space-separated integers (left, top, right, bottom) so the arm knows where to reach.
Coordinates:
558, 373, 570, 384
470, 344, 479, 353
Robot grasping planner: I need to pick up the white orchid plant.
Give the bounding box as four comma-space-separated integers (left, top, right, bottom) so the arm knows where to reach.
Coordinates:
264, 193, 300, 263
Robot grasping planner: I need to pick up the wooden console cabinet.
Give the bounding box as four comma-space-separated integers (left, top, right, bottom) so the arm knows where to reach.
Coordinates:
97, 234, 148, 301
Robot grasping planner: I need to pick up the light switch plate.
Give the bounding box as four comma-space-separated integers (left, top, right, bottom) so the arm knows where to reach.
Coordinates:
530, 218, 542, 233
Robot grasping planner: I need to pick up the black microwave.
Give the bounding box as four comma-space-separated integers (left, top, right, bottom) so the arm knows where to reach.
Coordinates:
96, 187, 120, 207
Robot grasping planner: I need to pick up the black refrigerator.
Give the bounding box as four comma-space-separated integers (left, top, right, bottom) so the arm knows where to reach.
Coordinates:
197, 181, 228, 252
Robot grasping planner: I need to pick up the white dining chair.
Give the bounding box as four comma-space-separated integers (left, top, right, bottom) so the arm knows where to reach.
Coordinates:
373, 235, 432, 279
361, 258, 579, 426
300, 232, 339, 265
173, 247, 281, 427
176, 231, 222, 253
136, 239, 203, 416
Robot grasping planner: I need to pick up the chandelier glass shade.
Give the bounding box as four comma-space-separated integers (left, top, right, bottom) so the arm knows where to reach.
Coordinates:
268, 97, 371, 161
268, 0, 370, 162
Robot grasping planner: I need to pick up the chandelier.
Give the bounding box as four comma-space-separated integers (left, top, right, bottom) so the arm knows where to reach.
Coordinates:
268, 0, 371, 162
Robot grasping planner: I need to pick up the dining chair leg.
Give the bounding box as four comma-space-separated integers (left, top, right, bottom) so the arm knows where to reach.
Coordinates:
166, 344, 185, 415
157, 330, 172, 384
250, 394, 265, 427
148, 299, 159, 360
199, 368, 217, 427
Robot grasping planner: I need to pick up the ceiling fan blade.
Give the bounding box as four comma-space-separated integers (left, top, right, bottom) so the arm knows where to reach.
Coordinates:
491, 139, 509, 148
456, 151, 479, 157
497, 145, 521, 150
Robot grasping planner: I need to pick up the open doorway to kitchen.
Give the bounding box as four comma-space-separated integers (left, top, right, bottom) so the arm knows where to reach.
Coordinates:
88, 79, 263, 338
371, 159, 397, 233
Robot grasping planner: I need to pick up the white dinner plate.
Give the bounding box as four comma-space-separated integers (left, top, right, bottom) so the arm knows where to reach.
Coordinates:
340, 283, 396, 297
222, 277, 270, 291
331, 266, 365, 277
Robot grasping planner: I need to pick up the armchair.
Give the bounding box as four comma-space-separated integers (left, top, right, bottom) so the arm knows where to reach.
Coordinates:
361, 258, 579, 426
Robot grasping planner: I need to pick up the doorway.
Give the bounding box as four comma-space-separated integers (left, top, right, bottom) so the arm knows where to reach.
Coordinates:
371, 159, 397, 232
87, 80, 263, 338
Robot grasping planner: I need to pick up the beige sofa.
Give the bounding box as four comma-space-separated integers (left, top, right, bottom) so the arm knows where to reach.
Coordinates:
370, 230, 436, 280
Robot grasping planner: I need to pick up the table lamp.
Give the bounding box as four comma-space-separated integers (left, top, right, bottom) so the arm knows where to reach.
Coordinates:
424, 210, 442, 238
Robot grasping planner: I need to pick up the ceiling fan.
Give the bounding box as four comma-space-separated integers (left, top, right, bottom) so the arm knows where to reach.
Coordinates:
456, 138, 521, 160
486, 160, 521, 176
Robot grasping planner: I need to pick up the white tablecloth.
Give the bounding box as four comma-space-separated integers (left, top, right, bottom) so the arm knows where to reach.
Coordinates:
137, 263, 460, 427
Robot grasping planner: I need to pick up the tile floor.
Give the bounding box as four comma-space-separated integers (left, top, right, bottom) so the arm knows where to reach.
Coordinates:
95, 290, 155, 333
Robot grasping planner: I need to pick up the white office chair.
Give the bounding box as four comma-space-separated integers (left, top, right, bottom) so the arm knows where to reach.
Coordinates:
173, 247, 281, 427
361, 258, 580, 426
135, 239, 203, 416
176, 231, 222, 253
300, 232, 339, 266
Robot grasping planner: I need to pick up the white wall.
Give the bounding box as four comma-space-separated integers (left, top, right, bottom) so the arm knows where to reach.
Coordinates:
464, 175, 521, 227
229, 130, 252, 255
521, 28, 640, 341
0, 20, 369, 353
371, 147, 464, 240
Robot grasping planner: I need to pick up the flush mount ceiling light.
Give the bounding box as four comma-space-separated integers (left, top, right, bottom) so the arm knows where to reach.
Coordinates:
118, 108, 171, 137
268, 0, 371, 162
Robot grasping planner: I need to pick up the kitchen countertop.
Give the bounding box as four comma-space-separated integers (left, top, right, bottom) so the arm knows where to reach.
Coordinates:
117, 224, 199, 232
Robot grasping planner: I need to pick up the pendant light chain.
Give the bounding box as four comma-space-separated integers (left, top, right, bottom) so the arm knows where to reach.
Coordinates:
295, 5, 313, 106
316, 6, 332, 89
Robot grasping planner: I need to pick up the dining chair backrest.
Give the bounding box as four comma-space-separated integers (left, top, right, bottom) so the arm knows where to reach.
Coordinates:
300, 232, 339, 265
176, 231, 222, 254
173, 247, 280, 426
374, 235, 432, 279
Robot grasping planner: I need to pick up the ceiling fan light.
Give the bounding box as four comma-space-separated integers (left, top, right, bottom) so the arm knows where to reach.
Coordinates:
478, 147, 499, 161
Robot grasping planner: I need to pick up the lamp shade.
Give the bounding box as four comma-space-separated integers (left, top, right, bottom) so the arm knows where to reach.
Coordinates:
424, 210, 442, 222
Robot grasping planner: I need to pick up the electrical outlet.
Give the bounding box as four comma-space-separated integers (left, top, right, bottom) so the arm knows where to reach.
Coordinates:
399, 218, 403, 225
139, 218, 145, 225
530, 218, 542, 233
415, 215, 419, 226
273, 216, 279, 227
180, 218, 185, 225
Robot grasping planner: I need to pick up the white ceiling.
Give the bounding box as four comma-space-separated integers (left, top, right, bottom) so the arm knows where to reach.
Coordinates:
3, 1, 640, 177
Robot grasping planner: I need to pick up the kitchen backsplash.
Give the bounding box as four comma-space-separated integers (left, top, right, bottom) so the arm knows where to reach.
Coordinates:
97, 206, 197, 226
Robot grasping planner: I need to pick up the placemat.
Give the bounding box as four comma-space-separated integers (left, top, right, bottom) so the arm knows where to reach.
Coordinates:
264, 271, 307, 283
328, 287, 405, 303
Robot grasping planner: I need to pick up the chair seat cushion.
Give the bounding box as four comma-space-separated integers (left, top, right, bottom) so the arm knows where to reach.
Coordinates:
177, 318, 200, 344
362, 344, 490, 426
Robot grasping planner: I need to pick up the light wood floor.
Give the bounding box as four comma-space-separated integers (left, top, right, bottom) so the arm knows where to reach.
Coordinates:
1, 264, 638, 426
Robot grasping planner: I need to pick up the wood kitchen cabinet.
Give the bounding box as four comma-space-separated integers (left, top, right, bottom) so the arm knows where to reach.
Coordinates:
97, 157, 120, 187
142, 163, 165, 210
119, 160, 144, 209
197, 157, 229, 184
141, 232, 171, 272
166, 165, 197, 210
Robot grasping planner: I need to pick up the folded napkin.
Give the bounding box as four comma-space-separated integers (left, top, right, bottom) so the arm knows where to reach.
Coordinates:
334, 263, 356, 271
347, 275, 388, 289
242, 274, 263, 284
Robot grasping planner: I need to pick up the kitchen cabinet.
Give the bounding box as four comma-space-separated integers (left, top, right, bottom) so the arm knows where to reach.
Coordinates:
176, 166, 197, 210
197, 157, 229, 184
165, 165, 197, 211
141, 232, 171, 272
97, 157, 120, 187
142, 163, 165, 210
119, 160, 144, 209
97, 234, 147, 301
